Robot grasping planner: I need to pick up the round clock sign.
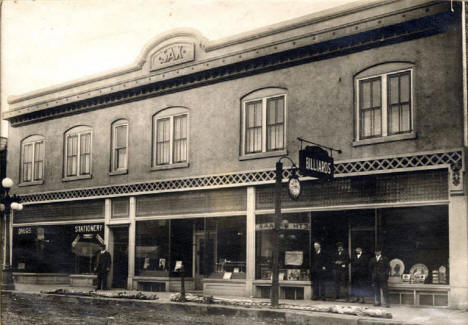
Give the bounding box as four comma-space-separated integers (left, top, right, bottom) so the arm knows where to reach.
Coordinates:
288, 175, 301, 200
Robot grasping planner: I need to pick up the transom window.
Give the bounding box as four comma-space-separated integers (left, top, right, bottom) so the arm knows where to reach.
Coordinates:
64, 126, 92, 179
20, 135, 45, 184
242, 89, 287, 156
111, 119, 128, 172
153, 107, 189, 168
357, 68, 413, 140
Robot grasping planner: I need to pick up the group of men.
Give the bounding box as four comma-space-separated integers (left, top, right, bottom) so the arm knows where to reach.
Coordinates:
310, 241, 390, 307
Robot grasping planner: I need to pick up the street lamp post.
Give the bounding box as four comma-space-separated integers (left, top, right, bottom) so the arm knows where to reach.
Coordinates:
1, 177, 23, 290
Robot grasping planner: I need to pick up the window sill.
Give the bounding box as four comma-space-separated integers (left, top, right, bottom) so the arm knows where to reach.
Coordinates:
18, 180, 44, 187
109, 169, 128, 176
353, 132, 417, 147
62, 175, 92, 182
239, 149, 287, 161
151, 162, 189, 171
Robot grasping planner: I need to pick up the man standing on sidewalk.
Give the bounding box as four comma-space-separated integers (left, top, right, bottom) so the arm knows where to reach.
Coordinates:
351, 247, 368, 303
369, 247, 390, 307
332, 242, 349, 301
94, 244, 111, 290
310, 241, 328, 300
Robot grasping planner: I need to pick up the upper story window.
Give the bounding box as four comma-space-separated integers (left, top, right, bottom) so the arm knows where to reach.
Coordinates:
64, 126, 92, 180
20, 135, 45, 185
241, 88, 287, 159
355, 62, 415, 145
110, 119, 128, 174
152, 107, 189, 170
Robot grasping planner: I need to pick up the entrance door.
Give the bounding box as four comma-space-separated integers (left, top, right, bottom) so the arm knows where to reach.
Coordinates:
194, 233, 216, 290
349, 228, 375, 256
112, 227, 128, 288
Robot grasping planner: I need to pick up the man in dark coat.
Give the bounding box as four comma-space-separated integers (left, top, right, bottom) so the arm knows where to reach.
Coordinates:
332, 242, 349, 300
310, 241, 328, 300
94, 244, 112, 290
369, 247, 390, 307
351, 247, 369, 303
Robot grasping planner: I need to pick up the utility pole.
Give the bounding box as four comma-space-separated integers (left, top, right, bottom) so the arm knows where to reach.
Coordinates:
271, 161, 282, 308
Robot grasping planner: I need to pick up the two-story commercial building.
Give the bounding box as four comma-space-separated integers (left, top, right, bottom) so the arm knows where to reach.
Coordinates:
3, 0, 468, 309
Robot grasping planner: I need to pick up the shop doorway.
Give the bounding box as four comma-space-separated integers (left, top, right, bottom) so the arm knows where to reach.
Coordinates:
194, 232, 216, 290
111, 226, 128, 288
349, 228, 375, 257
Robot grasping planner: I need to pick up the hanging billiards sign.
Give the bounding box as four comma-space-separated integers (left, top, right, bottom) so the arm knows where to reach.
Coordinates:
299, 145, 334, 180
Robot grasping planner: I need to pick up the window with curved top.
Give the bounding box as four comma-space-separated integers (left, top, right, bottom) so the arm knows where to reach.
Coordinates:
64, 126, 92, 180
354, 62, 415, 145
152, 107, 189, 170
20, 135, 45, 185
241, 88, 287, 159
110, 119, 128, 174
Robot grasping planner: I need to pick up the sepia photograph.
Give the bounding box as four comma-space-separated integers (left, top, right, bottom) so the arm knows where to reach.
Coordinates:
1, 0, 468, 324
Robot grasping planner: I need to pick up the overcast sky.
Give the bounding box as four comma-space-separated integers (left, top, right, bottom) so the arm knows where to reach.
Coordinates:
1, 0, 356, 135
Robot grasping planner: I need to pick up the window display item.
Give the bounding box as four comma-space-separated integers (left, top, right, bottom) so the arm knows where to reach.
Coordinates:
402, 274, 411, 282
438, 266, 447, 284
279, 272, 285, 281
223, 272, 232, 280
432, 270, 439, 284
285, 251, 303, 266
287, 269, 301, 281
409, 264, 429, 283
389, 258, 405, 276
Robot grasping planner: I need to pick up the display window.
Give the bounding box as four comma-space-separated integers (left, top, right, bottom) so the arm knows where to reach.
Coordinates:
255, 213, 310, 281
381, 206, 449, 285
135, 220, 170, 276
13, 223, 104, 274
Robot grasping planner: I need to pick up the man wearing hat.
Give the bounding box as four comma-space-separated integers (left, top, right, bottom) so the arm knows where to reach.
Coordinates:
369, 247, 390, 307
351, 247, 369, 303
310, 241, 328, 300
94, 244, 112, 290
332, 242, 349, 300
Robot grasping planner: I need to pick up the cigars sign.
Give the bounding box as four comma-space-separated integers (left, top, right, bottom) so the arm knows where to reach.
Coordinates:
299, 146, 334, 180
150, 42, 195, 71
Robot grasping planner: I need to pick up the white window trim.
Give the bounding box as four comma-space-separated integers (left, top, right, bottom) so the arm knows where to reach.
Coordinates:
110, 120, 129, 174
19, 137, 45, 186
241, 93, 287, 158
63, 127, 93, 181
152, 111, 189, 170
355, 68, 414, 144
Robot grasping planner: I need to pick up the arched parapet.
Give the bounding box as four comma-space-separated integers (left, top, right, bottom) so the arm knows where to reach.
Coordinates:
135, 28, 209, 73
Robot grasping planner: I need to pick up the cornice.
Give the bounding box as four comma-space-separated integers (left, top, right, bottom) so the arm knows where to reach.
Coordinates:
3, 8, 456, 127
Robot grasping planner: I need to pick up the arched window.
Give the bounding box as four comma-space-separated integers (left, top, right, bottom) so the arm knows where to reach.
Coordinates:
152, 107, 189, 169
64, 125, 92, 179
110, 119, 129, 173
20, 135, 45, 184
355, 62, 415, 143
240, 88, 287, 158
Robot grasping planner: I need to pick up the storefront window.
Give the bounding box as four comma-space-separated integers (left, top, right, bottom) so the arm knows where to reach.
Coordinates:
255, 213, 310, 280
170, 219, 193, 277
381, 206, 449, 285
13, 224, 104, 274
135, 220, 170, 276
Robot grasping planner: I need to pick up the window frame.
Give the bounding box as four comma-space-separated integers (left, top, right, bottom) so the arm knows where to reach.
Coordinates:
110, 119, 129, 175
354, 67, 415, 145
241, 92, 287, 159
152, 108, 189, 171
19, 135, 45, 186
63, 126, 93, 181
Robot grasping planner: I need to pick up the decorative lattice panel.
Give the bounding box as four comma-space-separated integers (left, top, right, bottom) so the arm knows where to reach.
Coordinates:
19, 150, 463, 204
256, 169, 449, 210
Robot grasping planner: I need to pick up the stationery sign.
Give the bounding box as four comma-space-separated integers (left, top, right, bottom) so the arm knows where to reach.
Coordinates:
299, 146, 334, 180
